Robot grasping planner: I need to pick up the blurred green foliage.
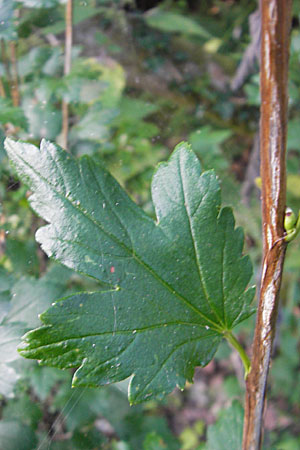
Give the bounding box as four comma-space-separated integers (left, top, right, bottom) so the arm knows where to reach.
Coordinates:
1, 0, 300, 448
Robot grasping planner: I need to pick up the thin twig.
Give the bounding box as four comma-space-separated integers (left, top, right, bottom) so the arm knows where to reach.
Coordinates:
1, 40, 12, 83
1, 39, 20, 105
9, 41, 20, 107
231, 9, 261, 92
0, 213, 5, 258
62, 0, 73, 151
0, 77, 5, 97
242, 1, 292, 449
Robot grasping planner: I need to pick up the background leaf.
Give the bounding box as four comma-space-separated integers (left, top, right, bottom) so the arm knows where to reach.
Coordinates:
145, 9, 211, 38
0, 0, 17, 41
6, 267, 69, 328
204, 401, 244, 450
0, 420, 37, 450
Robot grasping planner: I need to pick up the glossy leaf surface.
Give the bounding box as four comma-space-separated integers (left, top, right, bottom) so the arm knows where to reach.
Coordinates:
5, 138, 254, 403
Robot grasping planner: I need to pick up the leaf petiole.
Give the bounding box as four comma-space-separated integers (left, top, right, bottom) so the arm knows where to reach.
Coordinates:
224, 331, 251, 378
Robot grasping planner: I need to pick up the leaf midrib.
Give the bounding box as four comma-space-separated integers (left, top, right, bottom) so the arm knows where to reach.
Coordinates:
178, 156, 224, 326
12, 149, 224, 333
30, 320, 220, 348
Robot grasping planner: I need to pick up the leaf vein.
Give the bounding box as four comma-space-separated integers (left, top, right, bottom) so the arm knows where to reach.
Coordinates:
178, 155, 223, 326
14, 150, 223, 331
135, 332, 218, 397
26, 321, 220, 349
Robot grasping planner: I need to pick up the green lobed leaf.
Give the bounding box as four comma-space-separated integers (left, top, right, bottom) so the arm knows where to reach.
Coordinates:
5, 138, 255, 403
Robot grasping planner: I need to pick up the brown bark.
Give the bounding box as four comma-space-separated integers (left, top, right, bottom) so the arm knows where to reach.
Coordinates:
1, 40, 11, 83
9, 41, 20, 107
0, 77, 5, 97
0, 40, 20, 106
242, 1, 292, 449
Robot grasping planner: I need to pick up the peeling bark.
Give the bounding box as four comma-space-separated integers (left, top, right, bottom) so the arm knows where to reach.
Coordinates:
242, 1, 292, 449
